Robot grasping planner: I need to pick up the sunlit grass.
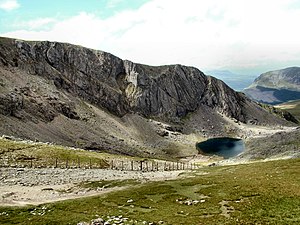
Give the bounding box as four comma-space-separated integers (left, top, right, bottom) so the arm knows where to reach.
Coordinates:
275, 99, 300, 121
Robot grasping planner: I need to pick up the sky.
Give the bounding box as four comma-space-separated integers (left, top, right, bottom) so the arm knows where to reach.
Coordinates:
1, 0, 300, 76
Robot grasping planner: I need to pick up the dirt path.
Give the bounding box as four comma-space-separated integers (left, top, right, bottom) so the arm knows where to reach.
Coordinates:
0, 168, 183, 206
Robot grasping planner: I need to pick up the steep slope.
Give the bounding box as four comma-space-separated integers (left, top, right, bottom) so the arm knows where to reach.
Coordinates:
0, 37, 295, 158
242, 128, 300, 160
244, 67, 300, 104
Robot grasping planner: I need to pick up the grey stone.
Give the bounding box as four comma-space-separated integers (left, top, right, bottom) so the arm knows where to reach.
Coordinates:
0, 37, 289, 125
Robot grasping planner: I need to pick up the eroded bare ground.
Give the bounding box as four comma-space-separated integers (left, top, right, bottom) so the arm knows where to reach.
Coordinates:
0, 168, 183, 206
219, 200, 235, 218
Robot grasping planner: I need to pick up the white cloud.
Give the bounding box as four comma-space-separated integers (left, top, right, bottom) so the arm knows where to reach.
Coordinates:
0, 0, 19, 11
26, 18, 57, 30
15, 18, 57, 30
2, 0, 300, 72
106, 0, 124, 8
3, 12, 106, 48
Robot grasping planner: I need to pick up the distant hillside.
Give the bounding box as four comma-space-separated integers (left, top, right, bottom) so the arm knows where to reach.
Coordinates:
275, 100, 300, 122
205, 70, 256, 91
244, 67, 300, 104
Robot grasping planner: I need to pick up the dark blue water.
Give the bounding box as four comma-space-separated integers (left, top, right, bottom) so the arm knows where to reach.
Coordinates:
196, 137, 245, 159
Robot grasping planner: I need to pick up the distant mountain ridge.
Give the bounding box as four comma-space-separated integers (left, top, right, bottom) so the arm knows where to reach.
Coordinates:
244, 67, 300, 104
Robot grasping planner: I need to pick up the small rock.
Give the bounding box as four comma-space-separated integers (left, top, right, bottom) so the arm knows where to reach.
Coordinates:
2, 192, 15, 198
91, 218, 104, 225
42, 187, 54, 191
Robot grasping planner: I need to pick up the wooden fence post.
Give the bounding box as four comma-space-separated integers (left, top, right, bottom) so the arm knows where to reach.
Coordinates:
140, 161, 143, 171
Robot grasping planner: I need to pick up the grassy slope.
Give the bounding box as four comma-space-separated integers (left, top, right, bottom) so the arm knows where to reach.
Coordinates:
0, 158, 299, 224
0, 138, 147, 168
275, 100, 300, 121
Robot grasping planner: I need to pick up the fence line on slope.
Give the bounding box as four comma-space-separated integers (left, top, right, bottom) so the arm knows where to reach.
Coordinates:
0, 157, 199, 171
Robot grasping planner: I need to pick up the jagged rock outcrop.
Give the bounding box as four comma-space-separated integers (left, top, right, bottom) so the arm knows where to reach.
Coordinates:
201, 76, 244, 120
0, 37, 296, 158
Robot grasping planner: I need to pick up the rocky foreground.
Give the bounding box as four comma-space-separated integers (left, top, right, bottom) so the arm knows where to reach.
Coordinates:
0, 167, 183, 206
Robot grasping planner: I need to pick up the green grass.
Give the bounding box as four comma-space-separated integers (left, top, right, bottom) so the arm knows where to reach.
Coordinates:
0, 138, 148, 169
1, 158, 299, 224
275, 100, 300, 121
0, 138, 111, 168
0, 138, 191, 170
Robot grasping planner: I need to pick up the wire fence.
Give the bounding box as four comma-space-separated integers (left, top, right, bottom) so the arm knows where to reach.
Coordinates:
108, 159, 199, 171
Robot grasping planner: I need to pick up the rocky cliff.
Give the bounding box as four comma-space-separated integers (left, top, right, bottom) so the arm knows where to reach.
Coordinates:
0, 37, 295, 158
244, 67, 300, 104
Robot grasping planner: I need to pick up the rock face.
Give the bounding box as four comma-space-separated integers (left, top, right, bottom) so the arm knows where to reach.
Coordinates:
244, 67, 300, 104
0, 37, 296, 158
0, 37, 273, 122
122, 62, 245, 122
